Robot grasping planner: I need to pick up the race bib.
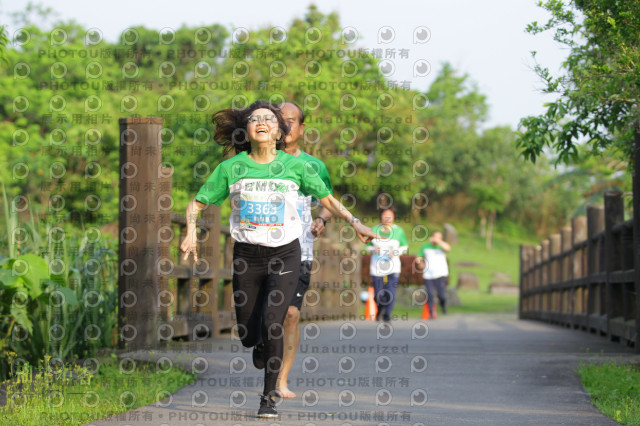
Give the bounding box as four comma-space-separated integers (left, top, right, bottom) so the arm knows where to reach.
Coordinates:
240, 195, 285, 228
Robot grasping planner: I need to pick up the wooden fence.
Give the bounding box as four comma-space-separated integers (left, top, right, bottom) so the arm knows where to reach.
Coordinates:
520, 192, 638, 352
118, 117, 359, 350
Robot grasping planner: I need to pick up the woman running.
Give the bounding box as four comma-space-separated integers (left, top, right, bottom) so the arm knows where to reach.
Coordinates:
180, 100, 379, 419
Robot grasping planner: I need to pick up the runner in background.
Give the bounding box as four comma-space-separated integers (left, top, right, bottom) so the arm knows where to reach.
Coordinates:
419, 230, 451, 318
366, 207, 408, 322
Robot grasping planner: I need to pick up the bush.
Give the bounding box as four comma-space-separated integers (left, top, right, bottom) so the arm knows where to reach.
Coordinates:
0, 185, 118, 380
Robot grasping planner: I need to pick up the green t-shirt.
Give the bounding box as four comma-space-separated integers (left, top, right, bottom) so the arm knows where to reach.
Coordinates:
195, 150, 331, 247
366, 224, 409, 276
298, 151, 333, 199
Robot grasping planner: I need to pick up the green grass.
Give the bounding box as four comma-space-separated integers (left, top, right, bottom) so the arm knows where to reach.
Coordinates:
577, 361, 640, 426
394, 290, 518, 318
449, 291, 518, 314
0, 354, 195, 426
432, 230, 526, 292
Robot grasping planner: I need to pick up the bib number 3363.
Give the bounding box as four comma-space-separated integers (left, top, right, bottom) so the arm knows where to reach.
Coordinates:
240, 199, 284, 226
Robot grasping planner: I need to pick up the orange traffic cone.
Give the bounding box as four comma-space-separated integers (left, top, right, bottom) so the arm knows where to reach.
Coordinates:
365, 286, 377, 320
421, 303, 437, 320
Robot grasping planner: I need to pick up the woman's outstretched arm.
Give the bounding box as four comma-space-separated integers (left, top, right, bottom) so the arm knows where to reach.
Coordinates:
317, 194, 381, 243
180, 199, 206, 262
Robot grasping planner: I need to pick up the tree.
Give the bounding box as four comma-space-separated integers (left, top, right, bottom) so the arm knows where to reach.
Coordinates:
421, 63, 488, 196
517, 0, 640, 164
470, 127, 516, 249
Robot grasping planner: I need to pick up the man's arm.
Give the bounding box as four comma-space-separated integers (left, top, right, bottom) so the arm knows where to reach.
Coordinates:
310, 206, 332, 237
310, 157, 334, 237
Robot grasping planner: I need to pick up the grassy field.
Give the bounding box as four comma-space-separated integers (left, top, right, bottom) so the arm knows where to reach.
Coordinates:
444, 230, 524, 292
394, 291, 518, 318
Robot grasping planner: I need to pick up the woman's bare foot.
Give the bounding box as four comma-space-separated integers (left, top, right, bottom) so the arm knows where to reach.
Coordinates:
276, 386, 297, 399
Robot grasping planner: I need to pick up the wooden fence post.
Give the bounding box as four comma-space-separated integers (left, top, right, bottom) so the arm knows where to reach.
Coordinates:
561, 227, 572, 325
529, 245, 536, 316
526, 245, 535, 317
157, 166, 173, 329
118, 117, 163, 350
571, 218, 587, 278
604, 192, 624, 340
541, 239, 550, 320
560, 227, 572, 282
571, 217, 586, 328
519, 245, 529, 319
549, 234, 561, 323
586, 205, 605, 332
535, 245, 542, 318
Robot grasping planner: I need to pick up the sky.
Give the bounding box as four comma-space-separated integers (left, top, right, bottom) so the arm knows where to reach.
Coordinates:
2, 0, 567, 129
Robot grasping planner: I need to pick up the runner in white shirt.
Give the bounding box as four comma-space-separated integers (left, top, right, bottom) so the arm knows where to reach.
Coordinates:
365, 207, 408, 321
418, 231, 451, 317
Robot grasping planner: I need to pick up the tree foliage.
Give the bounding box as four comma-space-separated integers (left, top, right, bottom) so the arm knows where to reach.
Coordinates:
0, 4, 606, 239
517, 0, 640, 165
420, 64, 488, 196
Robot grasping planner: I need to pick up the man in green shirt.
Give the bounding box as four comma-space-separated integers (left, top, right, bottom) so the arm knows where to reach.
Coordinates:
275, 102, 333, 398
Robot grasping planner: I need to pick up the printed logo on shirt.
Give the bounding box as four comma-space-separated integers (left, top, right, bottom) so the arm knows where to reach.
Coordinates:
244, 180, 290, 194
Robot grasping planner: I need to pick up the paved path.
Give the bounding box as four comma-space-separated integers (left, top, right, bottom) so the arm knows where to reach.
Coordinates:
88, 314, 638, 426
